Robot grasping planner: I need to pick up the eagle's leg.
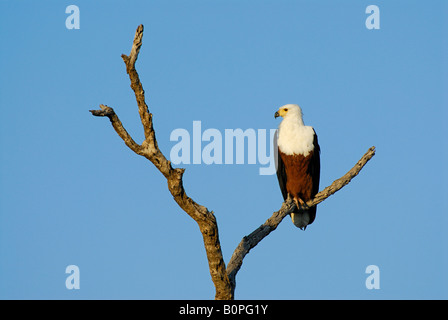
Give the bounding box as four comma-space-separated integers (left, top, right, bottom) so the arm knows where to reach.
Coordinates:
294, 197, 309, 211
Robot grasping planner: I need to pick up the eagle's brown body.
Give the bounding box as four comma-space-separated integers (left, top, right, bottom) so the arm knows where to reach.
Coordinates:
275, 104, 320, 230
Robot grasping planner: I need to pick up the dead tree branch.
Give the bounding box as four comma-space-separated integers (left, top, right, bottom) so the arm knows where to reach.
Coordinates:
89, 25, 376, 300
226, 146, 376, 296
90, 25, 232, 300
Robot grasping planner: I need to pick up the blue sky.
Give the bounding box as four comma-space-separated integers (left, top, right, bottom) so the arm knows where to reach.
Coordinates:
0, 0, 447, 299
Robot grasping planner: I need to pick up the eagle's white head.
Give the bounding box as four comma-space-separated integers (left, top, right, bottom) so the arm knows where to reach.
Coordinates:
274, 104, 304, 125
275, 104, 315, 156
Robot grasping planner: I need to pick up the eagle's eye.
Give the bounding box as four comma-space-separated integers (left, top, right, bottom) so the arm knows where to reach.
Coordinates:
284, 108, 288, 112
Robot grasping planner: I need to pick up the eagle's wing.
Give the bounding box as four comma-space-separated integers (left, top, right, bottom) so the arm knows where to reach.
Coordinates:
274, 130, 288, 201
310, 129, 321, 197
303, 129, 321, 227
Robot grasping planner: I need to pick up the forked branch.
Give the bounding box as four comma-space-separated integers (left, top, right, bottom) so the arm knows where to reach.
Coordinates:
90, 25, 232, 300
89, 25, 375, 300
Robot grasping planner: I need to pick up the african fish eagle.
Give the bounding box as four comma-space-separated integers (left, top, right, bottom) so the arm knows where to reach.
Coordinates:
275, 104, 320, 230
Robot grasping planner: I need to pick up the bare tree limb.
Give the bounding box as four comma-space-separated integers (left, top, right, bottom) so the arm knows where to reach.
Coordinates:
90, 25, 232, 300
120, 25, 153, 143
226, 146, 376, 296
89, 104, 144, 155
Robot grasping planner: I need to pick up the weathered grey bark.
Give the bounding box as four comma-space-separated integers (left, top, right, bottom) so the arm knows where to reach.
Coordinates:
90, 25, 376, 300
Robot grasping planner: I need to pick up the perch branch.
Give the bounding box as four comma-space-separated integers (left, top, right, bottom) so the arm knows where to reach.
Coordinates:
226, 146, 376, 296
90, 25, 232, 300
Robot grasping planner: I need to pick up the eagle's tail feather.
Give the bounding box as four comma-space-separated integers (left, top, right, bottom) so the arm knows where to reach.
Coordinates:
291, 211, 310, 230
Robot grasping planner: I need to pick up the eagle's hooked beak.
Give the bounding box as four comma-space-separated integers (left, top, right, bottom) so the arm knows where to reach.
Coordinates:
274, 111, 280, 119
